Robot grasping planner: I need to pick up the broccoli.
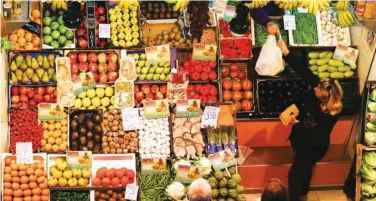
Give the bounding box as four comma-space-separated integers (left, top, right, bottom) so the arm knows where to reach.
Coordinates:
215, 171, 224, 181
219, 188, 228, 197
212, 189, 219, 198
229, 189, 238, 199
227, 179, 237, 189
219, 178, 228, 188
208, 177, 218, 188
236, 185, 244, 193
237, 194, 246, 201
229, 166, 237, 175
227, 198, 236, 201
231, 174, 242, 184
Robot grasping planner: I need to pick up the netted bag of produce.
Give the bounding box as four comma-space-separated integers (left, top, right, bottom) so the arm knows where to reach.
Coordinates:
255, 35, 284, 76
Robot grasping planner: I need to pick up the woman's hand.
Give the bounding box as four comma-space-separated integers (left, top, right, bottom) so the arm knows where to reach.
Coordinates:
277, 40, 290, 56
267, 21, 281, 35
290, 114, 300, 125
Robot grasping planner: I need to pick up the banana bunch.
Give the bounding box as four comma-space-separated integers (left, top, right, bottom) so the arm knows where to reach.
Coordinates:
274, 0, 298, 11
245, 0, 270, 9
298, 0, 331, 15
173, 0, 189, 13
48, 0, 68, 11
335, 0, 349, 11
165, 0, 178, 4
337, 10, 357, 27
118, 0, 139, 10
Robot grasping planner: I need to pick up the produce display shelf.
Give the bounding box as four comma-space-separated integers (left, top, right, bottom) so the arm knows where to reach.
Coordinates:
49, 186, 127, 191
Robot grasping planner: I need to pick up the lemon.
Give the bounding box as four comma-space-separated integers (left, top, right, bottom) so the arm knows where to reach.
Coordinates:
119, 40, 126, 47
114, 5, 121, 11
48, 124, 55, 131
58, 178, 67, 187
53, 170, 62, 179
108, 8, 115, 15
113, 41, 120, 47
110, 15, 117, 22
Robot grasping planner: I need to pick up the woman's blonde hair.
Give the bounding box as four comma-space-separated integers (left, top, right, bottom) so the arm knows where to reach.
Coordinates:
261, 178, 288, 201
318, 78, 343, 116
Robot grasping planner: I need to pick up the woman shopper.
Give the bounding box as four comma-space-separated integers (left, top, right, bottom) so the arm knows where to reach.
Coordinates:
186, 178, 212, 201
277, 40, 344, 201
249, 2, 282, 36
261, 178, 289, 201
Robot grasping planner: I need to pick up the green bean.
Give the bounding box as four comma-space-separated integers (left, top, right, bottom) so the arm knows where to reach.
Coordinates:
292, 9, 318, 45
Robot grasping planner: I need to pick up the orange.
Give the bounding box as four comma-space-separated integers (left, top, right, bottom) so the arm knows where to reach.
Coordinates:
25, 32, 33, 42
25, 42, 34, 50
32, 37, 41, 47
16, 29, 25, 37
12, 43, 21, 50
17, 37, 26, 47
34, 19, 41, 24
31, 9, 40, 19
9, 33, 18, 43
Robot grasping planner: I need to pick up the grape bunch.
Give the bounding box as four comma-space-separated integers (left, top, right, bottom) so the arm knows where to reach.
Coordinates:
187, 1, 210, 43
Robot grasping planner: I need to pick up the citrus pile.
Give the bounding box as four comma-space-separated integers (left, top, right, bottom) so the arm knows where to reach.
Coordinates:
41, 111, 68, 152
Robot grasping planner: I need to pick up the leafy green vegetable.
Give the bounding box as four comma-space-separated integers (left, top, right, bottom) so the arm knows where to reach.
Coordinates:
369, 102, 376, 113
255, 20, 288, 46
292, 9, 318, 45
365, 152, 376, 168
361, 164, 376, 181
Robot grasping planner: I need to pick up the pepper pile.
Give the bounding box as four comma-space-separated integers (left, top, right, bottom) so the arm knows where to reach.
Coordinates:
220, 39, 252, 59
219, 20, 251, 38
9, 109, 44, 153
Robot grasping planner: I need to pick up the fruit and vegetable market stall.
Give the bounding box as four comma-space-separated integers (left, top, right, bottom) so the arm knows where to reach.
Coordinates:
0, 0, 375, 200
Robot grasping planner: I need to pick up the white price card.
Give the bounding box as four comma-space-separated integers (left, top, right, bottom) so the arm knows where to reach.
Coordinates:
16, 142, 33, 164
122, 108, 142, 131
297, 7, 308, 13
201, 106, 221, 128
121, 49, 127, 59
283, 15, 296, 30
99, 24, 110, 38
125, 184, 139, 200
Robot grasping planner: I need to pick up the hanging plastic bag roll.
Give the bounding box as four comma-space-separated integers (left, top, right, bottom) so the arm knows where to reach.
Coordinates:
255, 35, 285, 76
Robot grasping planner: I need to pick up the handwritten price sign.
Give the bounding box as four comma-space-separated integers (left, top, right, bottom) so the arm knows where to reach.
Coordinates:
125, 184, 139, 200
16, 142, 33, 164
283, 15, 296, 30
201, 106, 221, 128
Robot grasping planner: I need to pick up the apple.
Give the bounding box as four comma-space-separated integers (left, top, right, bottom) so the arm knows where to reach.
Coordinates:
134, 85, 140, 93
20, 95, 28, 103
99, 73, 108, 83
223, 90, 232, 101
107, 63, 117, 72
232, 80, 242, 91
98, 15, 106, 23
88, 53, 97, 63
135, 91, 144, 101
242, 79, 252, 90
88, 63, 98, 73
145, 93, 153, 101
222, 79, 232, 90
20, 103, 28, 108
160, 85, 167, 94
68, 53, 77, 63
27, 90, 35, 99
78, 53, 87, 63
79, 39, 88, 48
230, 63, 239, 72
154, 92, 163, 100
99, 40, 106, 48
108, 72, 118, 82
150, 85, 159, 94
141, 84, 150, 95
19, 87, 28, 95
71, 63, 79, 73
11, 96, 19, 103
79, 62, 89, 72
37, 87, 46, 96
107, 53, 118, 63
97, 6, 105, 15
11, 87, 20, 95
98, 63, 108, 73
92, 72, 99, 82
230, 71, 238, 79
237, 71, 246, 80
221, 66, 230, 78
243, 91, 253, 100
29, 100, 37, 107
77, 28, 86, 37
44, 94, 51, 103
46, 86, 54, 94
72, 72, 79, 79
98, 53, 107, 63
241, 100, 253, 111
232, 91, 242, 101
34, 94, 43, 103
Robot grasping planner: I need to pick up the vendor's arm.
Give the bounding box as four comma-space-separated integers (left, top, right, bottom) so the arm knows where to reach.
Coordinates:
278, 41, 320, 88
250, 8, 272, 27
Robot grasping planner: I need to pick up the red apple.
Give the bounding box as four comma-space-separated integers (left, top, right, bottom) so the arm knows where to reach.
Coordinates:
19, 95, 28, 103
242, 79, 252, 90
154, 92, 163, 100
37, 87, 46, 95
98, 53, 107, 63
20, 103, 28, 108
150, 85, 159, 94
97, 6, 105, 15
92, 72, 99, 82
98, 63, 108, 73
11, 87, 20, 95
99, 73, 108, 83
135, 91, 144, 101
99, 40, 106, 48
243, 91, 253, 100
68, 53, 77, 63
46, 86, 54, 94
29, 100, 37, 107
11, 95, 19, 103
71, 63, 79, 74
20, 87, 28, 95
241, 100, 253, 111
108, 72, 118, 82
72, 72, 79, 79
141, 84, 150, 94
223, 90, 232, 101
78, 53, 87, 63
145, 93, 153, 101
222, 79, 232, 90
230, 71, 238, 79
88, 63, 98, 73
237, 71, 246, 80
27, 90, 35, 99
76, 28, 86, 37
34, 94, 43, 103
229, 63, 239, 72
232, 91, 242, 101
232, 80, 242, 91
44, 95, 51, 103
107, 63, 117, 72
134, 85, 139, 93
221, 66, 230, 78
79, 39, 88, 48
88, 53, 97, 63
79, 62, 89, 72
98, 15, 106, 23
160, 85, 167, 94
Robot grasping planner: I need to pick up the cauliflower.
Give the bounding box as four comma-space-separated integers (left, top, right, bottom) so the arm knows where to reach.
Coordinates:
229, 189, 238, 199
227, 179, 237, 189
231, 174, 241, 184
219, 178, 228, 188
214, 171, 224, 181
165, 181, 186, 201
194, 157, 212, 176
236, 185, 244, 193
237, 194, 246, 201
219, 188, 228, 197
208, 177, 218, 188
229, 166, 237, 175
212, 189, 219, 198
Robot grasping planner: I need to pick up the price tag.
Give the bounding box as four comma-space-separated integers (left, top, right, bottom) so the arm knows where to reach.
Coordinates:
283, 15, 296, 30
121, 49, 127, 59
16, 142, 33, 164
297, 7, 308, 13
125, 184, 139, 200
201, 106, 221, 128
121, 108, 142, 131
99, 24, 110, 38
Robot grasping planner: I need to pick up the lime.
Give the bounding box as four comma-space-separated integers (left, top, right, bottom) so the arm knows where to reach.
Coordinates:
50, 22, 60, 31
43, 17, 52, 26
65, 30, 74, 39
43, 27, 51, 35
50, 41, 60, 49
43, 35, 53, 44
58, 36, 67, 45
51, 31, 61, 39
59, 25, 67, 34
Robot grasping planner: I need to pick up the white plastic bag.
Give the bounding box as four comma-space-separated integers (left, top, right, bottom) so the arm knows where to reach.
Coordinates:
255, 35, 284, 76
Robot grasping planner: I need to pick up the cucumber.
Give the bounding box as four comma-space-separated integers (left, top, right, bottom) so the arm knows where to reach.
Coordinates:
330, 72, 344, 79
309, 59, 317, 65
317, 65, 329, 72
325, 52, 334, 59
319, 51, 328, 59
309, 66, 318, 71
328, 59, 345, 67
318, 72, 330, 78
308, 52, 319, 59
316, 59, 330, 66
328, 67, 338, 72
338, 66, 351, 72
344, 71, 355, 77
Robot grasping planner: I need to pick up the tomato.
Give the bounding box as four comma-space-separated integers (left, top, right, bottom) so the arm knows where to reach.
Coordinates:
190, 72, 200, 81
208, 71, 217, 81
200, 72, 209, 81
200, 87, 210, 96
193, 93, 201, 99
209, 87, 218, 96
230, 63, 239, 72
221, 66, 230, 78
201, 96, 208, 103
194, 85, 202, 93
202, 66, 211, 73
187, 85, 195, 94
194, 64, 203, 73
208, 96, 217, 102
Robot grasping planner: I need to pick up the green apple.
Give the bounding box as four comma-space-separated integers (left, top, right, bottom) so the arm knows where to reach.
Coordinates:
123, 8, 129, 13
111, 22, 118, 29
101, 97, 110, 107
92, 97, 101, 107
139, 74, 146, 80
153, 74, 160, 81
136, 67, 141, 74
141, 67, 149, 74
86, 88, 96, 98
96, 88, 105, 98
117, 25, 125, 33
59, 25, 67, 34
65, 30, 74, 39
122, 13, 130, 20
116, 12, 123, 19
108, 8, 115, 15
144, 61, 150, 67
155, 67, 163, 74
125, 33, 133, 42
132, 25, 139, 32
117, 19, 123, 26
43, 27, 51, 35
77, 91, 87, 98
82, 97, 91, 107
126, 41, 133, 47
51, 31, 61, 39
130, 17, 138, 25
160, 73, 167, 81
74, 99, 82, 109
118, 33, 126, 40
138, 60, 145, 67
42, 17, 52, 26
163, 67, 171, 74
105, 87, 114, 97
111, 29, 118, 35
43, 35, 53, 44
65, 40, 73, 47
146, 74, 153, 80
50, 22, 60, 30
58, 36, 67, 45
130, 11, 137, 18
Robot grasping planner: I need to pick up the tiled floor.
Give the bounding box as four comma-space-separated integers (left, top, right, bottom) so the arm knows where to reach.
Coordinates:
244, 190, 349, 201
